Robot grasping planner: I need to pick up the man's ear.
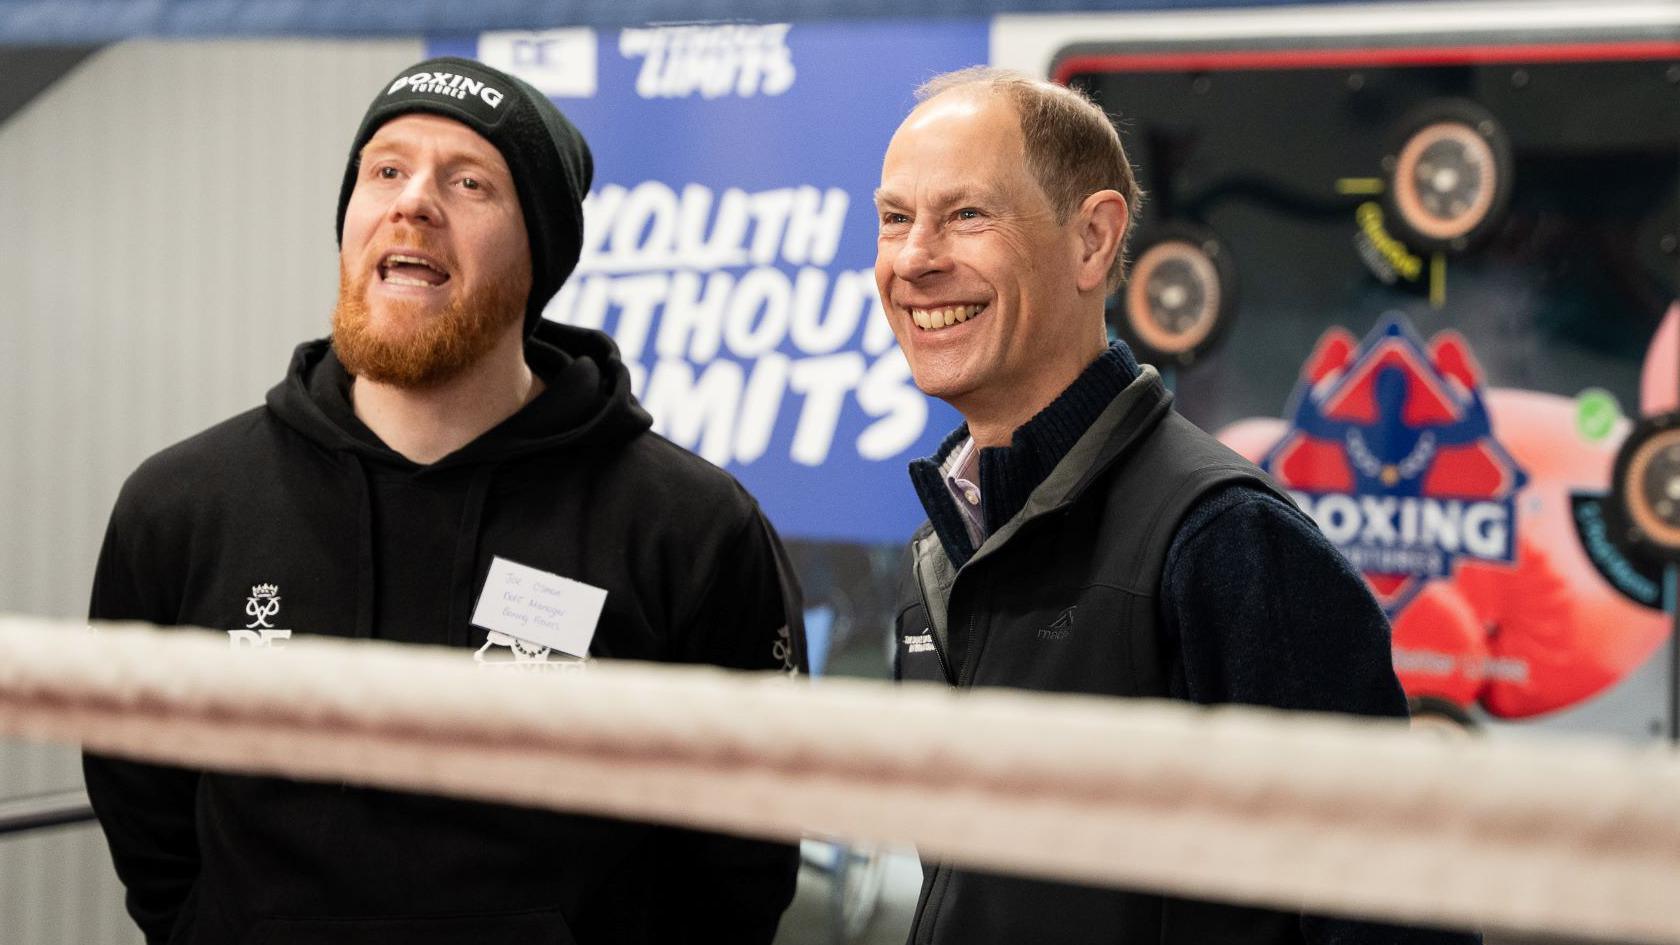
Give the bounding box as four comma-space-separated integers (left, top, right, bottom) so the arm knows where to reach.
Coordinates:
1074, 190, 1128, 294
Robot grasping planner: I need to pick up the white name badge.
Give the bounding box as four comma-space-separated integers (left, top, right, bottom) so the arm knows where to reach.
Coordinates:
471, 556, 607, 658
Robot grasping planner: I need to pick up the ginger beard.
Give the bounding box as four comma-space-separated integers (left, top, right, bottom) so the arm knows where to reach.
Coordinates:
331, 228, 530, 390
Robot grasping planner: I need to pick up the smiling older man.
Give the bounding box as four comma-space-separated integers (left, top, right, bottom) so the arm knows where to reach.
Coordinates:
83, 56, 803, 945
877, 67, 1481, 945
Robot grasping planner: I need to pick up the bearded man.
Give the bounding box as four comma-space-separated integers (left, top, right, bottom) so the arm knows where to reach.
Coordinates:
83, 56, 804, 945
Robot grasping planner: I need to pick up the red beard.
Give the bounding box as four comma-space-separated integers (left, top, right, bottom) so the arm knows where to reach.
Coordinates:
331, 229, 529, 389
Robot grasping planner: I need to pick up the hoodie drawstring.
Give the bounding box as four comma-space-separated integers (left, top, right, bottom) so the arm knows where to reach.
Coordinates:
349, 456, 377, 639
448, 465, 496, 646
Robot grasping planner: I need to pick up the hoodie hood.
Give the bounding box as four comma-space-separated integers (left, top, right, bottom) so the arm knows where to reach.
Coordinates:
266, 320, 652, 469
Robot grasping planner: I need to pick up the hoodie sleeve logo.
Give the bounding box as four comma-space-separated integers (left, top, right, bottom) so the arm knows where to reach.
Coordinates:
772, 623, 799, 675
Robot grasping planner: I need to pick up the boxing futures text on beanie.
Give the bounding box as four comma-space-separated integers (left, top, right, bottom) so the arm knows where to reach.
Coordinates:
336, 56, 594, 336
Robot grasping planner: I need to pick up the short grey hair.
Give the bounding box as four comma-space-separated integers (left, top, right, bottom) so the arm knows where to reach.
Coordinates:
917, 66, 1143, 290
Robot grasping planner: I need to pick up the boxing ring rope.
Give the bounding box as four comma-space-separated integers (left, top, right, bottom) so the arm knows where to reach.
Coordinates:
3, 618, 1678, 943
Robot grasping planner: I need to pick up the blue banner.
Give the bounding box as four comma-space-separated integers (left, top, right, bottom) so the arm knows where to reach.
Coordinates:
431, 22, 983, 542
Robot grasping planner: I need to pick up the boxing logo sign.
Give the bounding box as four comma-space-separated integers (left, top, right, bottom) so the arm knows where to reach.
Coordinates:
1262, 314, 1527, 613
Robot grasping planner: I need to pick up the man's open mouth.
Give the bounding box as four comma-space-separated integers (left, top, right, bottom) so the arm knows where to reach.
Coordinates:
378, 252, 451, 288
910, 304, 986, 331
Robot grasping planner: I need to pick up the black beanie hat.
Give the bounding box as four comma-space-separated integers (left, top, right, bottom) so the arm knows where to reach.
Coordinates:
336, 56, 594, 336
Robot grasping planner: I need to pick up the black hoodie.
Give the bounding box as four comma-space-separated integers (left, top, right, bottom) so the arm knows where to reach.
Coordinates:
83, 321, 805, 945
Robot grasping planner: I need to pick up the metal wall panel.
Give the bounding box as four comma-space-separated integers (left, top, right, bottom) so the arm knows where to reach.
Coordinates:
0, 37, 422, 943
0, 827, 132, 944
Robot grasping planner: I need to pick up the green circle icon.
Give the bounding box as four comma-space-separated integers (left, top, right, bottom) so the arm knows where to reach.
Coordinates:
1575, 388, 1622, 443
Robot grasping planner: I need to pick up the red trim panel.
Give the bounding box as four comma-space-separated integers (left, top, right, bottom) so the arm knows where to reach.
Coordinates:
1052, 41, 1680, 82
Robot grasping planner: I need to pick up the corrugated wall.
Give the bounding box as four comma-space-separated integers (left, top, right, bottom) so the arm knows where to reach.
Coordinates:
0, 38, 421, 943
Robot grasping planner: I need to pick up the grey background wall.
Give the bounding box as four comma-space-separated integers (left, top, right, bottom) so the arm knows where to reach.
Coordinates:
0, 39, 421, 942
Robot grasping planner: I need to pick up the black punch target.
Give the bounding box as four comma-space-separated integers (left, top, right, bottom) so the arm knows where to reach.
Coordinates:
1113, 224, 1236, 367
1612, 411, 1680, 562
1383, 99, 1513, 253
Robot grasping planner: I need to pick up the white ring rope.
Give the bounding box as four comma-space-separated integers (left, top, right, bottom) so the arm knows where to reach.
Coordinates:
2, 617, 1678, 942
